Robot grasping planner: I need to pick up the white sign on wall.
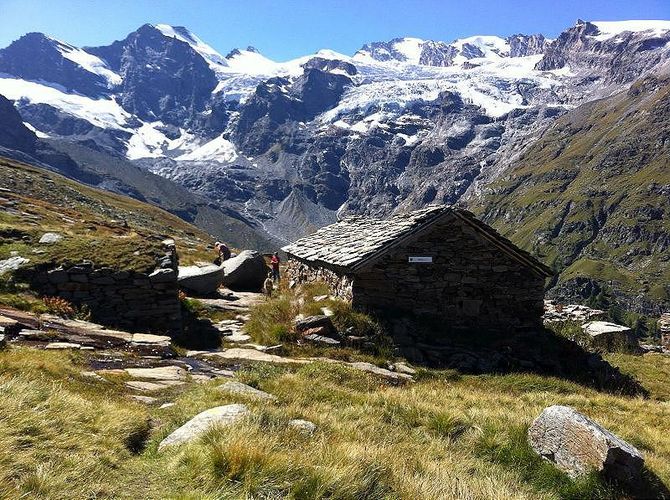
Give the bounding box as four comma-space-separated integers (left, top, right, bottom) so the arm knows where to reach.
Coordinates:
408, 256, 433, 263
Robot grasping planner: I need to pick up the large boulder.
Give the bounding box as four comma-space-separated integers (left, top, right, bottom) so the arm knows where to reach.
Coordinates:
528, 405, 643, 483
222, 251, 269, 291
158, 403, 249, 452
178, 264, 224, 295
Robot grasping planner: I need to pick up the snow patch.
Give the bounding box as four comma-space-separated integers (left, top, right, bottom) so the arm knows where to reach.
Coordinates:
176, 135, 238, 163
22, 121, 49, 138
153, 24, 229, 75
0, 77, 130, 130
590, 20, 670, 41
53, 40, 122, 86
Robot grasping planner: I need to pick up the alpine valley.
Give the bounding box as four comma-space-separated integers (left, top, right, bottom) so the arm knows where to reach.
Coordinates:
1, 19, 669, 313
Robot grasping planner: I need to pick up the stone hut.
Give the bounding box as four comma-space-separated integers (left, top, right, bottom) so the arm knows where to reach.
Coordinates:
282, 205, 553, 334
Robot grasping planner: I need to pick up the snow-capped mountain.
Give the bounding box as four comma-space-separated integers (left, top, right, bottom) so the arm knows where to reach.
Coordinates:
0, 19, 669, 242
353, 33, 550, 66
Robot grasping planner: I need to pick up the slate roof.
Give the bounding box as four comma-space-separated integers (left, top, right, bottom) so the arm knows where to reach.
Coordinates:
282, 205, 553, 277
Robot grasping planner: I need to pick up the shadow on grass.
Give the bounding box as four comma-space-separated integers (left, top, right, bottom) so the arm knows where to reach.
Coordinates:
382, 314, 648, 397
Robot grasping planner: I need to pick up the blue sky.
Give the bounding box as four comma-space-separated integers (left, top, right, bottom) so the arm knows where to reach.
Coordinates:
1, 0, 668, 60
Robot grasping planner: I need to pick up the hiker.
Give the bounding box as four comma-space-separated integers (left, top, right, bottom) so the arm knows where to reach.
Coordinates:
213, 241, 231, 265
270, 252, 280, 282
263, 271, 274, 297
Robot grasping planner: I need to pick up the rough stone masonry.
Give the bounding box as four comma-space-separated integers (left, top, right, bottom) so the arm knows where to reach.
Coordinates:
22, 244, 182, 334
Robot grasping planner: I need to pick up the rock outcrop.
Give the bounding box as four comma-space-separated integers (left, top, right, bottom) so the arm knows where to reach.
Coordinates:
178, 264, 225, 295
528, 405, 644, 483
222, 251, 269, 291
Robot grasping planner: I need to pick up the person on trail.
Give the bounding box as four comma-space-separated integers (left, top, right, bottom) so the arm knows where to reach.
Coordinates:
263, 272, 274, 297
214, 241, 231, 265
270, 252, 280, 282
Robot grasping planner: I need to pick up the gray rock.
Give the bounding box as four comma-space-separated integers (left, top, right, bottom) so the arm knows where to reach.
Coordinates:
528, 405, 643, 483
288, 419, 317, 435
45, 342, 81, 349
39, 232, 63, 244
348, 361, 413, 381
218, 381, 277, 401
392, 362, 417, 375
295, 315, 337, 335
149, 268, 177, 284
158, 404, 250, 452
222, 250, 269, 291
178, 264, 225, 295
125, 365, 186, 381
304, 333, 340, 346
0, 256, 29, 275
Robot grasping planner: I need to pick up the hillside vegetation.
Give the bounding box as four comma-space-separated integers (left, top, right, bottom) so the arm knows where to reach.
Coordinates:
0, 156, 216, 275
474, 77, 670, 314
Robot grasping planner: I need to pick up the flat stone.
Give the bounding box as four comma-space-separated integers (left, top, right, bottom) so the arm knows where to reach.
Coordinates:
392, 362, 417, 375
45, 342, 81, 350
304, 333, 341, 346
125, 366, 186, 381
222, 331, 252, 343
295, 315, 335, 333
130, 333, 172, 346
158, 404, 250, 452
528, 405, 643, 483
18, 329, 51, 340
39, 232, 63, 244
159, 403, 175, 409
0, 315, 22, 335
288, 419, 317, 435
218, 381, 277, 401
125, 380, 185, 392
203, 348, 309, 365
348, 362, 413, 381
130, 395, 158, 404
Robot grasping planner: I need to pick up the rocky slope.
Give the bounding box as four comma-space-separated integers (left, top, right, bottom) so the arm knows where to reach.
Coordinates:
0, 91, 273, 250
472, 76, 670, 314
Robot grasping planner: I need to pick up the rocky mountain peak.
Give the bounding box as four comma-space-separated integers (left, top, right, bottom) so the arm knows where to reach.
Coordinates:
0, 32, 118, 96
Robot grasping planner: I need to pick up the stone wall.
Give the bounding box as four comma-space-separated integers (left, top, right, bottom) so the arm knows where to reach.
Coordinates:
352, 213, 546, 338
660, 313, 670, 350
25, 249, 181, 335
285, 259, 354, 301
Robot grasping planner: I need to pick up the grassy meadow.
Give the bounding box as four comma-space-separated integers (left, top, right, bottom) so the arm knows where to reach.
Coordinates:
1, 341, 669, 499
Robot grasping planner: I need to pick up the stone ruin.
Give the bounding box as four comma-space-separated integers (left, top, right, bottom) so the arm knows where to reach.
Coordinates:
19, 241, 182, 335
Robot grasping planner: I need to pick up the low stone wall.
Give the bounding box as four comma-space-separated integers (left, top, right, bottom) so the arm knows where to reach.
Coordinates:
285, 259, 354, 301
26, 258, 181, 335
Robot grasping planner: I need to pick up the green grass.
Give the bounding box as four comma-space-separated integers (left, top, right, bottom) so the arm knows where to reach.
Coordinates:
244, 282, 395, 361
1, 345, 670, 498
